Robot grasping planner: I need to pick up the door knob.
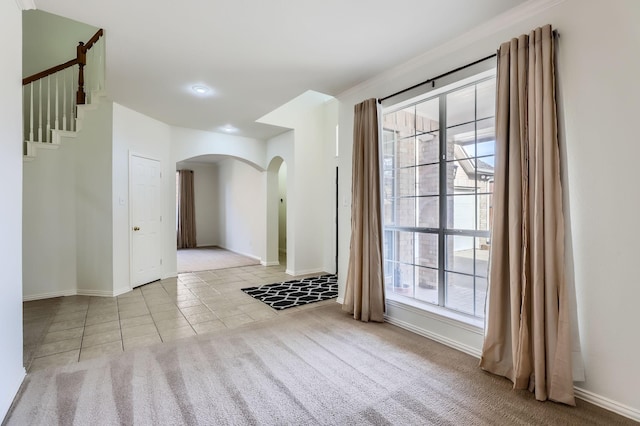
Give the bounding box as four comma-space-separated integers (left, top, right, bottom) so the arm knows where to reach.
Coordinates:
133, 226, 140, 231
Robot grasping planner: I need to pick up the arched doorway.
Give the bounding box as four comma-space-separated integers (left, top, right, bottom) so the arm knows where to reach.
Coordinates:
266, 156, 289, 271
175, 154, 266, 273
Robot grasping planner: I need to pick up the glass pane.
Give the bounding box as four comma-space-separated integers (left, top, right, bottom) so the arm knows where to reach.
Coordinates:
397, 231, 414, 265
391, 263, 414, 297
415, 98, 439, 132
446, 122, 476, 160
447, 160, 476, 194
477, 79, 496, 121
383, 231, 396, 260
397, 167, 416, 197
382, 153, 394, 170
382, 113, 397, 134
417, 131, 439, 165
475, 277, 488, 317
391, 106, 417, 140
383, 198, 394, 226
445, 272, 474, 314
383, 260, 397, 290
476, 156, 494, 184
382, 128, 396, 143
447, 85, 475, 127
415, 266, 438, 304
383, 170, 394, 193
417, 197, 438, 229
396, 137, 416, 168
447, 194, 476, 230
477, 117, 495, 146
445, 235, 475, 274
477, 194, 492, 232
415, 233, 438, 268
475, 244, 490, 278
396, 197, 416, 227
416, 164, 439, 196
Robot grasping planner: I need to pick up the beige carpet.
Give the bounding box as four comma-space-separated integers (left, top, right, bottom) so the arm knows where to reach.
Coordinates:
5, 303, 635, 425
177, 246, 260, 273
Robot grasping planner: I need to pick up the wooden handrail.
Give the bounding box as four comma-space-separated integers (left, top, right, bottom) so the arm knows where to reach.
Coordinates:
23, 58, 78, 85
84, 29, 104, 51
22, 28, 104, 93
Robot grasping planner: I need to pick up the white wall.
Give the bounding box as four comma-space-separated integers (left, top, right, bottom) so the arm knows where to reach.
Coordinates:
259, 91, 337, 275
22, 99, 114, 300
336, 0, 640, 418
171, 126, 267, 169
22, 9, 98, 77
180, 162, 219, 247
75, 101, 113, 296
23, 140, 78, 299
216, 158, 265, 260
322, 99, 339, 274
1, 1, 26, 419
112, 103, 175, 295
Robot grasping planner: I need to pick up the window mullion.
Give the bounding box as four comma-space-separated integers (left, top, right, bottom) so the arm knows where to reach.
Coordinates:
438, 94, 447, 308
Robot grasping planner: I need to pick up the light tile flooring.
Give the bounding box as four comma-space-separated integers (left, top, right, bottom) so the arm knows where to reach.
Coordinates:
23, 263, 333, 372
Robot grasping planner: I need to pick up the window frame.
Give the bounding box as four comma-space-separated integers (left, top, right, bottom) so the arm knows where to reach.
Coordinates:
381, 71, 495, 321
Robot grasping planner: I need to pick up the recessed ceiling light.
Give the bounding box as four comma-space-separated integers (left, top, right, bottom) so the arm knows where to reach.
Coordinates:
191, 85, 209, 94
221, 125, 238, 133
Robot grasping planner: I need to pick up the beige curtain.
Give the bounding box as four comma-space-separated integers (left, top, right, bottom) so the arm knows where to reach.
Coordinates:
342, 98, 385, 322
480, 25, 574, 405
177, 169, 197, 249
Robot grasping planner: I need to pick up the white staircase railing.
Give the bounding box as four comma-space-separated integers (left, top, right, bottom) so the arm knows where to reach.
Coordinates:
22, 29, 104, 148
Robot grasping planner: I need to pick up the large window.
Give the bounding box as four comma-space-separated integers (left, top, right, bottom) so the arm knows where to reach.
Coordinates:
382, 74, 495, 319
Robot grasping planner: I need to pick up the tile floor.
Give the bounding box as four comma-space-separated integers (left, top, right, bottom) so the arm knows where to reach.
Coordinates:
23, 263, 333, 372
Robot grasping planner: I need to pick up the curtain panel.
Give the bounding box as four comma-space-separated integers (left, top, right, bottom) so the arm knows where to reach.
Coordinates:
479, 25, 574, 405
342, 98, 385, 322
177, 169, 197, 249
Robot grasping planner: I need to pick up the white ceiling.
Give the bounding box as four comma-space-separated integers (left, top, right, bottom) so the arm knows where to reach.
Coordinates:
33, 0, 526, 140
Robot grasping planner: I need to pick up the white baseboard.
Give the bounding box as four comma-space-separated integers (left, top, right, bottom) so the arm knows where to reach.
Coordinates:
23, 290, 75, 301
112, 287, 132, 297
77, 289, 113, 298
384, 314, 482, 358
261, 260, 280, 266
337, 296, 344, 304
217, 246, 261, 261
286, 268, 326, 277
574, 386, 640, 422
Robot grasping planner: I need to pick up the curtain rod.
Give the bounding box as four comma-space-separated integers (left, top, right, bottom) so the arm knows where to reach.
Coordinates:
378, 29, 559, 105
377, 53, 496, 104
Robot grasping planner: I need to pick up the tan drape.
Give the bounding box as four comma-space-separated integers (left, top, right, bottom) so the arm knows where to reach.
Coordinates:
342, 98, 385, 322
177, 169, 197, 249
480, 25, 575, 406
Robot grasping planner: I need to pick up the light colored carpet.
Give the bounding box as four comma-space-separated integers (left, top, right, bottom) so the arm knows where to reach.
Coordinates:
5, 303, 635, 425
177, 246, 260, 273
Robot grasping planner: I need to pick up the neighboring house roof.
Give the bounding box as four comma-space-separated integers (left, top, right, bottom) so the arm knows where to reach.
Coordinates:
453, 144, 494, 179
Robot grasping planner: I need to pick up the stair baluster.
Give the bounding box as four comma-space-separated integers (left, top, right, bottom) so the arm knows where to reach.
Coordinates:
46, 76, 51, 142
37, 79, 42, 142
28, 83, 34, 142
62, 68, 67, 131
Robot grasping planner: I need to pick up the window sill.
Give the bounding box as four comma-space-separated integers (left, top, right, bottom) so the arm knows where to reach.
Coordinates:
385, 293, 485, 332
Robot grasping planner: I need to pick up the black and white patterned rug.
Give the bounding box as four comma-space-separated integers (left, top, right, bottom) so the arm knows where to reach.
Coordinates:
241, 274, 338, 310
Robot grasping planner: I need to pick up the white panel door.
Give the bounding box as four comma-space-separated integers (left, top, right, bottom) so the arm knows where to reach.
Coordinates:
131, 155, 162, 287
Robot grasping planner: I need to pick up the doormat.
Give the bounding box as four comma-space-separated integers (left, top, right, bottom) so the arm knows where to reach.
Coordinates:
241, 274, 338, 310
